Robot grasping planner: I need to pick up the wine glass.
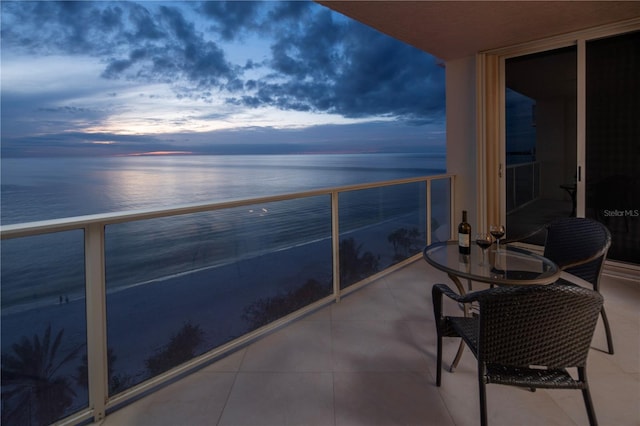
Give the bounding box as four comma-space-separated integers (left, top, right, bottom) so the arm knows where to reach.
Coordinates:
490, 225, 506, 252
475, 233, 492, 266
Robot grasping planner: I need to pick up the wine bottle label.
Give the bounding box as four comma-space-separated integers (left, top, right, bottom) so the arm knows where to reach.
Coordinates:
459, 233, 470, 248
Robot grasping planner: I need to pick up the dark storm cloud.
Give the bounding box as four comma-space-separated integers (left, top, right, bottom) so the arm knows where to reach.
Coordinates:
226, 3, 445, 123
0, 1, 126, 55
2, 1, 240, 100
199, 1, 263, 41
268, 1, 312, 24
1, 1, 444, 123
100, 4, 240, 97
127, 2, 165, 41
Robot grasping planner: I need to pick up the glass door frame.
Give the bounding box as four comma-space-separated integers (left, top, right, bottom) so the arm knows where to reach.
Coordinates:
477, 18, 640, 271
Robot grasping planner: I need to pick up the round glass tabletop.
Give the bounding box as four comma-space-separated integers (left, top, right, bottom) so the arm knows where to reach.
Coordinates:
423, 241, 560, 286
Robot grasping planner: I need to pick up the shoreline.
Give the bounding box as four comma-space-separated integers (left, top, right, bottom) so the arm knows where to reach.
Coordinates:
1, 234, 335, 377
1, 210, 439, 317
0, 234, 334, 317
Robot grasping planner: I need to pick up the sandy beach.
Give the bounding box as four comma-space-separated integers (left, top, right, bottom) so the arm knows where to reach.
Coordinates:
2, 236, 333, 378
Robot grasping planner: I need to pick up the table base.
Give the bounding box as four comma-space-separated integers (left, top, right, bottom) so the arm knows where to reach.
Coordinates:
447, 273, 468, 372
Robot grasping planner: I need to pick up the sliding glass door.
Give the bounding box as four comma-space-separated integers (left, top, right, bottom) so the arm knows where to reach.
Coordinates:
502, 30, 639, 265
585, 31, 640, 264
504, 46, 577, 245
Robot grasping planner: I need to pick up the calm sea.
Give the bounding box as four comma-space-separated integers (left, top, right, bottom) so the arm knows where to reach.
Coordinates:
1, 153, 445, 223
1, 153, 446, 309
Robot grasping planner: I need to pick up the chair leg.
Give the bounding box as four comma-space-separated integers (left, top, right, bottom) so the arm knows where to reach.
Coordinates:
579, 368, 598, 426
581, 388, 598, 426
436, 332, 443, 386
479, 369, 488, 426
600, 306, 614, 355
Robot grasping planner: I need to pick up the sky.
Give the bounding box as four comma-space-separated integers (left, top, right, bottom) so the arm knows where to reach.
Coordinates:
1, 1, 446, 157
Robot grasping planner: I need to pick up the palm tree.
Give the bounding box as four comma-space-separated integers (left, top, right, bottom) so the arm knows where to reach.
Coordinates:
1, 324, 84, 426
387, 227, 421, 261
243, 278, 330, 329
339, 237, 380, 287
76, 347, 133, 396
145, 321, 204, 376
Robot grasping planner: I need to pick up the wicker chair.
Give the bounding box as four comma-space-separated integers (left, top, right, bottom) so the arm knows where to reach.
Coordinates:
432, 283, 603, 426
509, 217, 613, 354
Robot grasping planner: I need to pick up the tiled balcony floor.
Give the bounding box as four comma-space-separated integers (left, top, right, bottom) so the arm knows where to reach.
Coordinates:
100, 260, 640, 426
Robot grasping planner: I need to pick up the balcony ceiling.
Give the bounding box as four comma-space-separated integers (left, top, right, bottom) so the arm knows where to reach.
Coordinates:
316, 1, 640, 60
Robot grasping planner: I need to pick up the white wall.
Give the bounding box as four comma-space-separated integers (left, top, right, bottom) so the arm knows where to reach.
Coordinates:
445, 56, 478, 230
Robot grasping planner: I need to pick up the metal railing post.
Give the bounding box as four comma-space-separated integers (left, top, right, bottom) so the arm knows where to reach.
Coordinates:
85, 223, 108, 422
513, 166, 517, 209
331, 191, 341, 302
450, 176, 456, 241
426, 179, 432, 246
531, 163, 536, 200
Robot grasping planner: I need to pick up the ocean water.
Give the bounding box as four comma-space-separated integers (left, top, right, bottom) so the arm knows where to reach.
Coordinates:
1, 153, 446, 223
1, 153, 447, 309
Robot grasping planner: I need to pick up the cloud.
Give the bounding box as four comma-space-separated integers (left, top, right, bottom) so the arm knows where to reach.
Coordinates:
99, 4, 241, 100
1, 120, 445, 158
1, 0, 445, 147
199, 1, 263, 41
226, 4, 445, 123
1, 1, 126, 55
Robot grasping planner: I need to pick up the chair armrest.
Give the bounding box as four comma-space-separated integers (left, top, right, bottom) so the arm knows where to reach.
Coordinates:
559, 242, 610, 270
558, 271, 597, 287
432, 283, 481, 304
432, 283, 484, 324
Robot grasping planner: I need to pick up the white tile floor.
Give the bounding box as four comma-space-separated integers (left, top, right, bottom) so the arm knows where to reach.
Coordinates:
99, 260, 640, 426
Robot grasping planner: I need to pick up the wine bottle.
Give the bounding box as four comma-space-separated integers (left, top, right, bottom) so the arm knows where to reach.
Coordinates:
458, 210, 471, 254
458, 253, 470, 273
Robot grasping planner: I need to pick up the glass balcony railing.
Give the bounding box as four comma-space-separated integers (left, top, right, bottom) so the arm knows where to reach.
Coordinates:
506, 161, 540, 213
0, 174, 454, 425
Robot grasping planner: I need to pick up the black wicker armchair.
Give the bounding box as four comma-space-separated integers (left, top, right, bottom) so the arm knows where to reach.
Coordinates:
432, 283, 604, 426
509, 217, 613, 354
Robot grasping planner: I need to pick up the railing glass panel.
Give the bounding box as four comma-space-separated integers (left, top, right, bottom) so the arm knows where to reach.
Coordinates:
104, 196, 333, 394
507, 162, 539, 213
338, 182, 426, 288
430, 178, 452, 243
1, 231, 89, 425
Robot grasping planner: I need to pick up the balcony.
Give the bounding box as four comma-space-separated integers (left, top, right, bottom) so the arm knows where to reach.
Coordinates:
101, 260, 639, 425
2, 174, 638, 426
1, 176, 454, 425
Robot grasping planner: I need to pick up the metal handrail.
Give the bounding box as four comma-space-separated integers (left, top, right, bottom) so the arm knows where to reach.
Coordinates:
1, 174, 454, 239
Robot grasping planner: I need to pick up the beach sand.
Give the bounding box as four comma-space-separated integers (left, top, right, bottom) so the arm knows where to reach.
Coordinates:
2, 237, 333, 380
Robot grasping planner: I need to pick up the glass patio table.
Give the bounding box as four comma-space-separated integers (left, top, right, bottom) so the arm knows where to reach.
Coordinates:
423, 241, 560, 289
423, 240, 561, 370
